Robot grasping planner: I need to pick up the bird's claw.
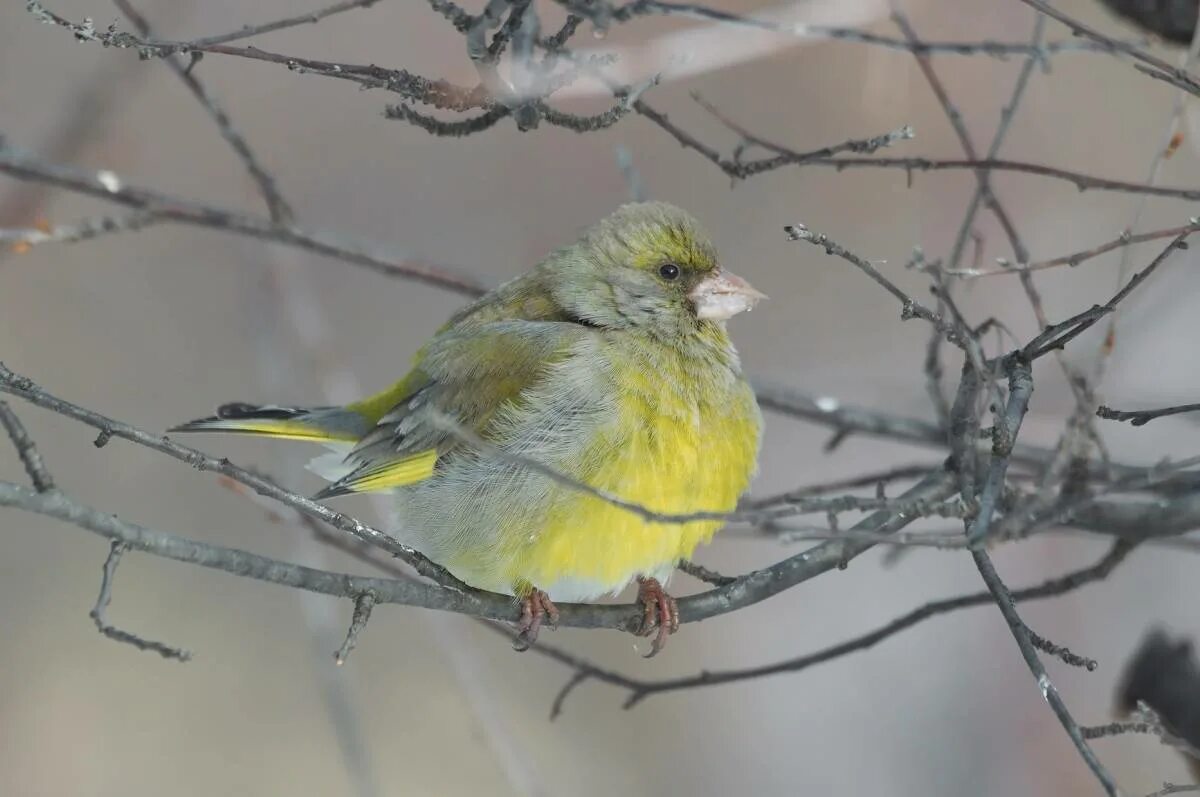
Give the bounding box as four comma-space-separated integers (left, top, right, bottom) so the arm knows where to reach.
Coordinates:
636, 577, 679, 658
513, 588, 559, 651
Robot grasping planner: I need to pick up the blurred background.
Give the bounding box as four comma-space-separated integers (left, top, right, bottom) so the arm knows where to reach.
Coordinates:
2, 0, 1199, 794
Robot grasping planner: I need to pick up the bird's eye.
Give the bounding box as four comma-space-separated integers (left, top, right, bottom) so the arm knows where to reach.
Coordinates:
659, 263, 680, 280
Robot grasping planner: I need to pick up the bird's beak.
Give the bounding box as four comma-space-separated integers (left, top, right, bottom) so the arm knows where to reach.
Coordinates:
688, 269, 767, 321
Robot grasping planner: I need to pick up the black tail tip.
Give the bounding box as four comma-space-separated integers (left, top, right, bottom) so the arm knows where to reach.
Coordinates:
312, 484, 353, 501
216, 402, 305, 420
216, 402, 263, 419
166, 417, 218, 433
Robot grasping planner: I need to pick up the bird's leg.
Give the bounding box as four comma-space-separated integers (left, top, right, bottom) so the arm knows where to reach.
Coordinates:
636, 576, 680, 657
513, 588, 559, 651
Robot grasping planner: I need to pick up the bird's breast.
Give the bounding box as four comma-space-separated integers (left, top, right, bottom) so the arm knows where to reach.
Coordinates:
515, 339, 762, 598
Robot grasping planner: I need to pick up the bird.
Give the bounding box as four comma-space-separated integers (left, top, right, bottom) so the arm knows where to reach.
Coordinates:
170, 202, 764, 654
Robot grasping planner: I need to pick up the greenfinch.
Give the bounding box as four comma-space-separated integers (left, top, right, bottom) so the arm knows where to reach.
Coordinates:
172, 202, 764, 652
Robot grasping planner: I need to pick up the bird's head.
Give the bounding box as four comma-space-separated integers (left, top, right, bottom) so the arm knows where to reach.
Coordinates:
545, 202, 765, 335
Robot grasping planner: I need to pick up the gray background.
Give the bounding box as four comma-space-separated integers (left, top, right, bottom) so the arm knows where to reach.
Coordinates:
2, 0, 1198, 794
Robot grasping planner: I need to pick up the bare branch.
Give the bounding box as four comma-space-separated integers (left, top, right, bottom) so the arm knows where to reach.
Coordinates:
112, 0, 294, 225
0, 361, 464, 585
634, 97, 1200, 199
1, 210, 161, 251
0, 467, 959, 634
970, 547, 1119, 796
0, 138, 487, 297
176, 0, 381, 48
8, 7, 1200, 788
1097, 403, 1200, 426
967, 356, 1033, 544
0, 400, 54, 492
0, 363, 970, 635
27, 2, 489, 112
892, 7, 1030, 267
1028, 628, 1098, 671
1142, 784, 1200, 797
1083, 719, 1160, 740
1019, 230, 1193, 363
384, 104, 509, 136
334, 591, 377, 665
90, 541, 192, 661
784, 223, 967, 349
1019, 0, 1200, 98
951, 220, 1200, 279
690, 92, 914, 166
675, 560, 734, 587
571, 539, 1135, 710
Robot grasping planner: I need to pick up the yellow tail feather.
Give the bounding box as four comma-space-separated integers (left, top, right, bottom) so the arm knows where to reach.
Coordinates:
169, 403, 364, 442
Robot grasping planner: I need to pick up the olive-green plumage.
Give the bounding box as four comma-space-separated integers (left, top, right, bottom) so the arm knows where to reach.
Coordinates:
172, 202, 763, 601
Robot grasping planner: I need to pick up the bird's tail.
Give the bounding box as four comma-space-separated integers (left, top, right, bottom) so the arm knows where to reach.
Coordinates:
168, 402, 370, 443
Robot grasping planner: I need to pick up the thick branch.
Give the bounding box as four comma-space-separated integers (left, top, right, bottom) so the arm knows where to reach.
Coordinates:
0, 363, 965, 633
540, 542, 1128, 710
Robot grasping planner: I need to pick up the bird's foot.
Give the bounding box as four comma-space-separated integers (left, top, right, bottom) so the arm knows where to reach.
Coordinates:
636, 577, 679, 658
513, 588, 559, 651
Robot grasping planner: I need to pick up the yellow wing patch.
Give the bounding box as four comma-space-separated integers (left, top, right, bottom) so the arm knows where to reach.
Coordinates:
327, 449, 438, 495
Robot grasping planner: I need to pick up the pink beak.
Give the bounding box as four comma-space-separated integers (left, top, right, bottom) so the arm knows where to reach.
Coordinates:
688, 270, 767, 320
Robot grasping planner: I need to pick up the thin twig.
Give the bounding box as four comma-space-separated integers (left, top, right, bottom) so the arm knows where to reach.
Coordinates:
0, 400, 55, 492
182, 0, 381, 48
334, 591, 377, 665
676, 560, 735, 587
112, 0, 294, 225
1093, 12, 1200, 389
0, 139, 487, 297
1097, 403, 1200, 426
633, 100, 1200, 197
90, 541, 192, 661
971, 548, 1120, 796
28, 2, 489, 112
950, 220, 1200, 278
592, 539, 1135, 709
1, 210, 161, 251
785, 223, 967, 350
1142, 784, 1200, 797
1018, 0, 1200, 97
1083, 720, 1157, 739
1028, 628, 1098, 671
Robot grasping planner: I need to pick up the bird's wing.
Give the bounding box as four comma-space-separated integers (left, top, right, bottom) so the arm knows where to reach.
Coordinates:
314, 320, 595, 498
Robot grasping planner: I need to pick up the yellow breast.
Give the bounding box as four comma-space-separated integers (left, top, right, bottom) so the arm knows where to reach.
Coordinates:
507, 349, 761, 598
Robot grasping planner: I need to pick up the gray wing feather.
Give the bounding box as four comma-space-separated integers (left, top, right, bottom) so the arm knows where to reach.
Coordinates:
342, 321, 599, 478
